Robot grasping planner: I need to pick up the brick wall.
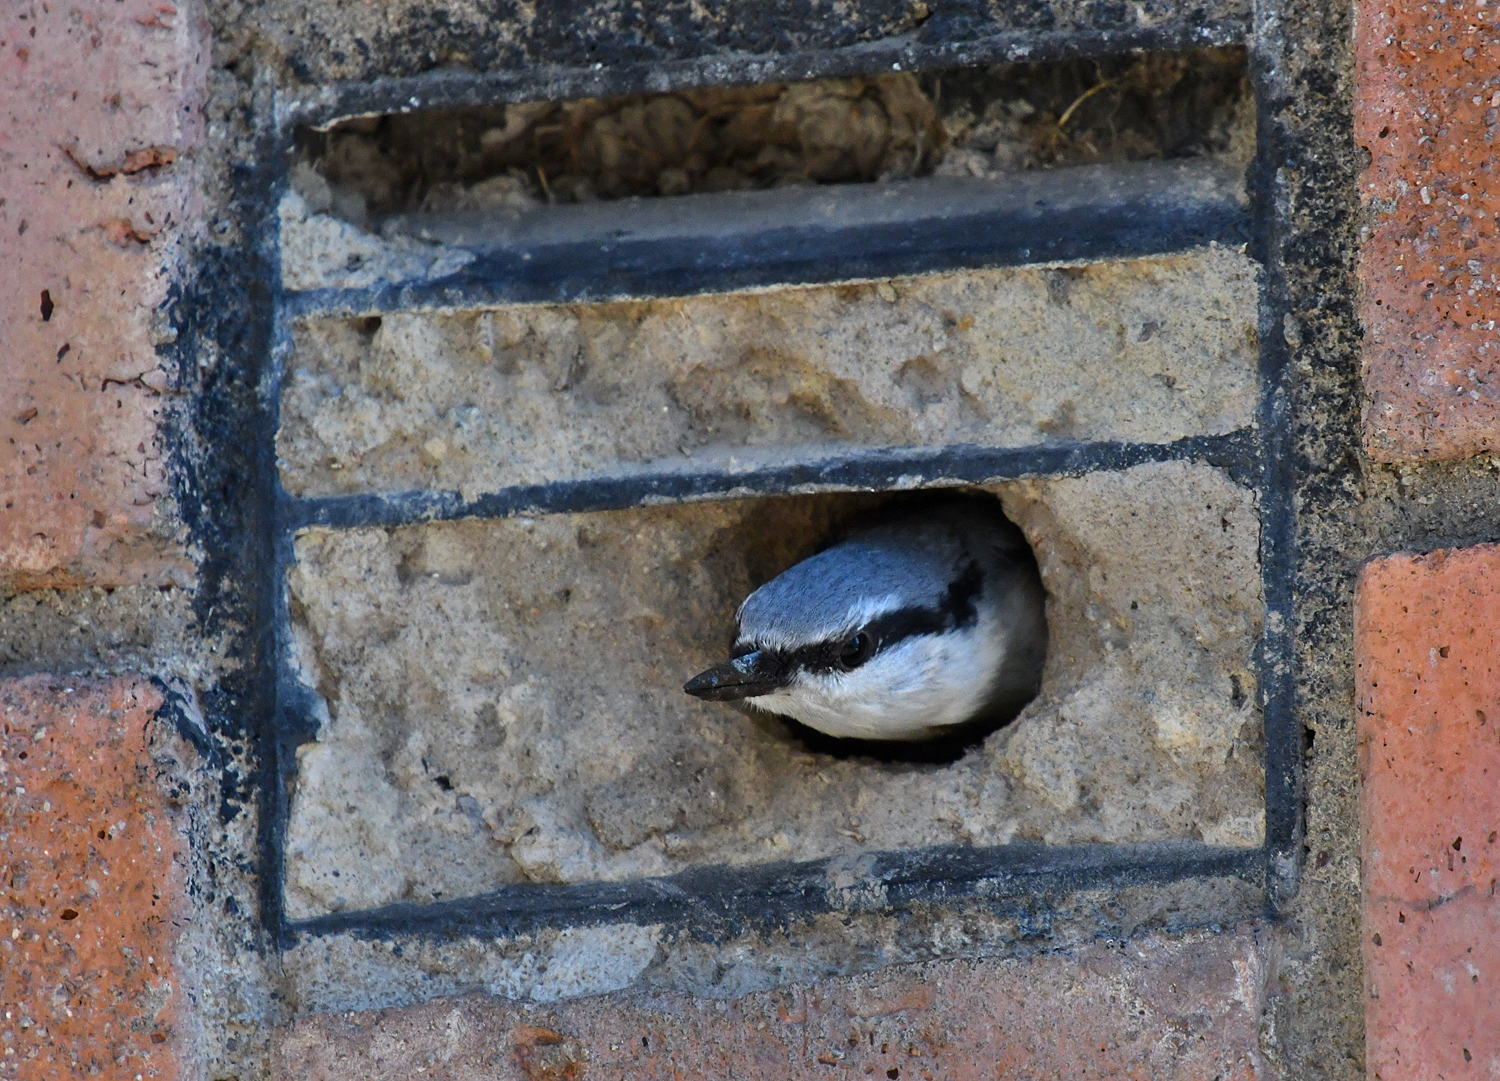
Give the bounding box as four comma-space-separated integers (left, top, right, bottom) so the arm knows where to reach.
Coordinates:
2, 0, 204, 590
1354, 0, 1500, 1072
3, 3, 207, 1076
5, 0, 1474, 1074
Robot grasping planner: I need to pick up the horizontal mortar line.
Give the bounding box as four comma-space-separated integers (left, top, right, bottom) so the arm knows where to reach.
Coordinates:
276, 20, 1250, 130
278, 429, 1258, 533
283, 841, 1264, 944
278, 159, 1250, 317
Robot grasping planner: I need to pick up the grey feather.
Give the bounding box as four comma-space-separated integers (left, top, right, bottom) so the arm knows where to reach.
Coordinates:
736, 523, 970, 648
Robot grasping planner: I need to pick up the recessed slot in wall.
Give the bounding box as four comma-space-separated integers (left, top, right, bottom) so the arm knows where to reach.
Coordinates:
292, 48, 1250, 219
283, 460, 1264, 921
277, 48, 1253, 295
277, 247, 1258, 499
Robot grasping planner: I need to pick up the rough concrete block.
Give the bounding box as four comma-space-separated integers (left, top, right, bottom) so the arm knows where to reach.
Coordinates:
0, 0, 206, 589
283, 461, 1263, 918
271, 927, 1272, 1081
277, 249, 1259, 499
1356, 547, 1500, 1079
1355, 0, 1500, 462
0, 677, 182, 1079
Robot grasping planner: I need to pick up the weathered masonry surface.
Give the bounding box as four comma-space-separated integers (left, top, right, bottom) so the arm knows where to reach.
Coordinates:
284, 465, 1265, 918
260, 9, 1292, 1020
1356, 0, 1500, 462
1350, 0, 1500, 1073
1356, 550, 1500, 1080
10, 0, 1479, 1072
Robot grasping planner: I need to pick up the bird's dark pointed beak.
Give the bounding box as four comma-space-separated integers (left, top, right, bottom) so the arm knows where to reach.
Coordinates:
684, 650, 787, 701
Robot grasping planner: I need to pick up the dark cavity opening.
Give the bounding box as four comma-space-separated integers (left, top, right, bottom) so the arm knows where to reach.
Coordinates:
727, 488, 1047, 767
292, 47, 1249, 225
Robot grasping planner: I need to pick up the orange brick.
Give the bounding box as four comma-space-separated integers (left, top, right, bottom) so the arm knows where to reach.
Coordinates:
1355, 0, 1500, 462
0, 0, 207, 588
0, 676, 182, 1080
274, 929, 1269, 1081
1364, 896, 1500, 1080
1356, 548, 1500, 1080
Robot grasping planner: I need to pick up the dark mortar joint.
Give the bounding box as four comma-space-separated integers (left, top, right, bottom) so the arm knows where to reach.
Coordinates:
286, 841, 1264, 946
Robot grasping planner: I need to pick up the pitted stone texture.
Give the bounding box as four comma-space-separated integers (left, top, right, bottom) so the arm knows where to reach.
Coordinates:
278, 189, 477, 292
273, 927, 1272, 1081
1355, 0, 1500, 462
1356, 547, 1500, 1079
0, 0, 206, 589
283, 461, 1263, 919
0, 677, 181, 1080
278, 248, 1258, 501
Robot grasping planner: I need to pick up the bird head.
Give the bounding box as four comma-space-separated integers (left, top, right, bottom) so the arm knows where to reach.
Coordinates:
685, 509, 1036, 742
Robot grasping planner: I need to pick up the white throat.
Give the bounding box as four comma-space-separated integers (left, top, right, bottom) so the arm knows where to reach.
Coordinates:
748, 610, 1009, 741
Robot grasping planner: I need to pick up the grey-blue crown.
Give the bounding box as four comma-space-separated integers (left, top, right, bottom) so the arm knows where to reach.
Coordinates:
737, 525, 972, 649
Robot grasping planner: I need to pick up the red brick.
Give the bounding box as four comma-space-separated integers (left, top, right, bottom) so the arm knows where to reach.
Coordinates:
1364, 896, 1500, 1080
1355, 0, 1500, 462
0, 676, 183, 1080
1356, 548, 1500, 1080
1355, 548, 1500, 906
274, 928, 1270, 1081
0, 0, 207, 588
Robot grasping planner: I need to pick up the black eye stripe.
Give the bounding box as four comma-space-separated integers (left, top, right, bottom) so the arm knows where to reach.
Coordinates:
761, 561, 985, 675
878, 560, 982, 636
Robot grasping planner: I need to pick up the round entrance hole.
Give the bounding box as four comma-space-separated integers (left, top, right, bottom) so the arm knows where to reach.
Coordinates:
694, 488, 1048, 766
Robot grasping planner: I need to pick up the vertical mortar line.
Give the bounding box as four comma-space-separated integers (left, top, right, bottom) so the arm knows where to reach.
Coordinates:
1246, 13, 1304, 909
164, 64, 289, 1005
208, 71, 292, 966
261, 106, 302, 947
266, 320, 302, 949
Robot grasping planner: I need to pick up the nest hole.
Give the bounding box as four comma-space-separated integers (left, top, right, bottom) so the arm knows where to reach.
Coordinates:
719, 487, 1045, 767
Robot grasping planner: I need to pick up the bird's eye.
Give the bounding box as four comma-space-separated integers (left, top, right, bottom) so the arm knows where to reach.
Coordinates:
839, 632, 874, 669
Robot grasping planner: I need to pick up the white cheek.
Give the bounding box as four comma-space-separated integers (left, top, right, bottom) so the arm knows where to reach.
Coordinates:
750, 617, 1007, 741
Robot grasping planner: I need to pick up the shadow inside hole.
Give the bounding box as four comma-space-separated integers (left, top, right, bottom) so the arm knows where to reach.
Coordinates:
293, 47, 1249, 219
705, 487, 1046, 767
773, 708, 1028, 766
